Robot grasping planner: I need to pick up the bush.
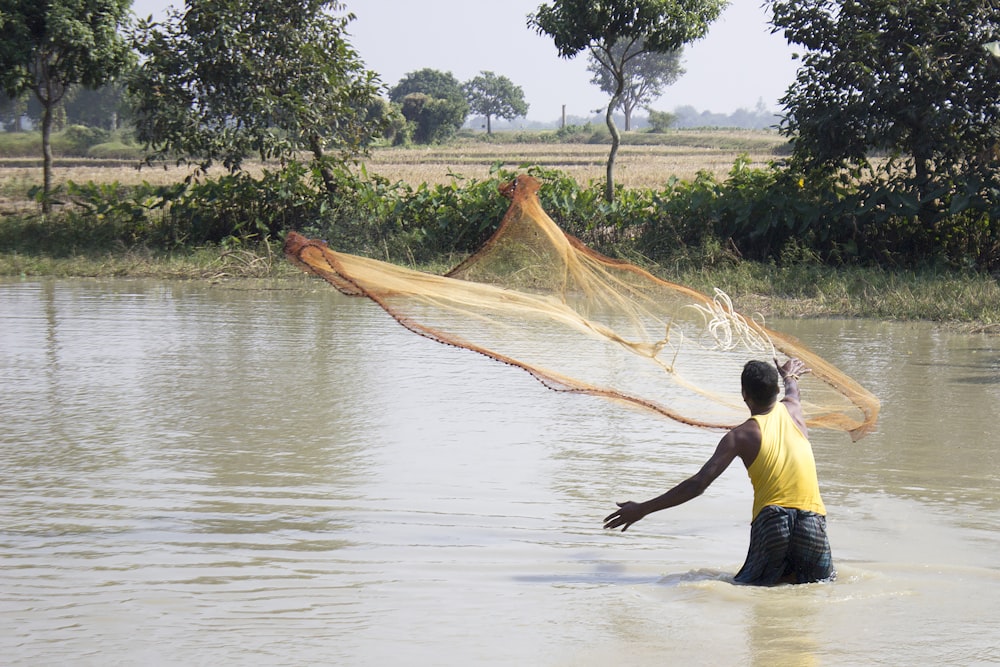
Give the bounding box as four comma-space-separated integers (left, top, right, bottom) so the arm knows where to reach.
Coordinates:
646, 109, 676, 133
60, 125, 111, 154
86, 141, 145, 160
0, 131, 40, 157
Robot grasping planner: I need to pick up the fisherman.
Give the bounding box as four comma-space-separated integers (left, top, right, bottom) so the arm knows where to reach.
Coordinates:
603, 358, 834, 585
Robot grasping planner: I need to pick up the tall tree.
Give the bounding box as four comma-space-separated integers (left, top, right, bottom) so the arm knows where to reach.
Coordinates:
64, 82, 127, 130
389, 68, 466, 106
389, 68, 468, 143
464, 71, 529, 135
587, 41, 684, 131
128, 0, 383, 193
0, 0, 132, 212
529, 0, 726, 201
772, 0, 1000, 224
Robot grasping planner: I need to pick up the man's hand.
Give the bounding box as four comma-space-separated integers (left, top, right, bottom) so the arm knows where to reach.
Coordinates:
775, 357, 811, 382
603, 501, 645, 532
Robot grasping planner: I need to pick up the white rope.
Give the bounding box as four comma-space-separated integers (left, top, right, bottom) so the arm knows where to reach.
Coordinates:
688, 288, 775, 355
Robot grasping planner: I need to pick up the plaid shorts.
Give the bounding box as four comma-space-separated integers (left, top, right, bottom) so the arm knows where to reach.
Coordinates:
734, 505, 835, 586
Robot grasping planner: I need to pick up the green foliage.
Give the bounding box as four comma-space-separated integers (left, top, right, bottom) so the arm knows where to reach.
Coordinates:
464, 71, 529, 135
399, 93, 467, 144
646, 108, 676, 133
528, 0, 728, 201
168, 163, 330, 244
64, 83, 127, 130
587, 40, 684, 131
0, 180, 180, 254
0, 0, 133, 208
0, 130, 40, 156
128, 0, 384, 175
389, 69, 467, 108
773, 0, 1000, 225
85, 140, 144, 160
366, 97, 409, 146
61, 125, 111, 153
0, 0, 133, 98
6, 143, 1000, 274
390, 69, 469, 144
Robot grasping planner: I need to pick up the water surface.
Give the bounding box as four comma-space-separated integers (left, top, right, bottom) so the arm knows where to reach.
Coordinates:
2, 278, 998, 665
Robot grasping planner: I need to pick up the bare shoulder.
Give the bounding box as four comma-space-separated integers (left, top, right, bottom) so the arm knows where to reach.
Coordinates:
727, 418, 762, 465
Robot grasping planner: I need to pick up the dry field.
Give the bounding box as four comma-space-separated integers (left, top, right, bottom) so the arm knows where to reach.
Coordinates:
0, 131, 787, 211
363, 136, 786, 188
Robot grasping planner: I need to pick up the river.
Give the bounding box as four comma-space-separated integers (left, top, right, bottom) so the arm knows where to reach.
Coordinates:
2, 278, 998, 666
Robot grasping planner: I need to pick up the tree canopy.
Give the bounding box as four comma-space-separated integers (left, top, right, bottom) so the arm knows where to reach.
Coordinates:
0, 0, 133, 210
128, 0, 383, 192
389, 68, 468, 143
529, 0, 727, 201
587, 41, 684, 131
389, 69, 465, 106
773, 0, 1000, 223
464, 71, 528, 134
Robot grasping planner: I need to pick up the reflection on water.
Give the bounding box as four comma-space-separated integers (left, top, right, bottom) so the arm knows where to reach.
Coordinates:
2, 278, 999, 666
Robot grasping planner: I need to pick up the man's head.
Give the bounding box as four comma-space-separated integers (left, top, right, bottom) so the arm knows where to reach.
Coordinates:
741, 360, 779, 407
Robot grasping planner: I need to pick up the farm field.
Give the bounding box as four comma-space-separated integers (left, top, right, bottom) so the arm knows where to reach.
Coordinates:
0, 130, 788, 204
362, 131, 787, 187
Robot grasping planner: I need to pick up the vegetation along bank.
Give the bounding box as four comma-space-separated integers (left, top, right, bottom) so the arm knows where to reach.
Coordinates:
2, 1, 999, 327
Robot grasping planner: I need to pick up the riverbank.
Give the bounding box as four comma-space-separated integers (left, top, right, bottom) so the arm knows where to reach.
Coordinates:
4, 246, 999, 330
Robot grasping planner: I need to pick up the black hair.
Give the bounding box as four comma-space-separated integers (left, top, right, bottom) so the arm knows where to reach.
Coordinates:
741, 360, 779, 405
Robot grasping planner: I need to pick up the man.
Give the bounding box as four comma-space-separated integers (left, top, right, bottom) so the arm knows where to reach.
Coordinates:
603, 358, 834, 585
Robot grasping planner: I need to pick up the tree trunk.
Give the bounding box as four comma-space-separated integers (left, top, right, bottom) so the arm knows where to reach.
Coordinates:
914, 154, 936, 228
37, 63, 58, 215
486, 114, 492, 135
41, 100, 53, 214
34, 53, 66, 215
604, 103, 620, 203
308, 134, 338, 198
604, 74, 625, 203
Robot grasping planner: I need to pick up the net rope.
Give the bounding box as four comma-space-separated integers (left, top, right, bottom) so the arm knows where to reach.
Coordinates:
285, 174, 879, 440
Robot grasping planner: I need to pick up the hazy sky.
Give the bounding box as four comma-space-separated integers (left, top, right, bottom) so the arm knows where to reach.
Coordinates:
131, 0, 799, 123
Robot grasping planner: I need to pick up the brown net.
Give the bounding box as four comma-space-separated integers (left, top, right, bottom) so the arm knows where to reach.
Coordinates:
285, 174, 879, 440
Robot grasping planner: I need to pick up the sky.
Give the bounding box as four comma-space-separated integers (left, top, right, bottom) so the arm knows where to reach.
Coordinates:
131, 0, 800, 123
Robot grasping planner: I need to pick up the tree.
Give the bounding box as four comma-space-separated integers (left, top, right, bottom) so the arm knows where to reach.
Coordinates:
128, 0, 383, 194
389, 68, 468, 143
464, 71, 529, 134
772, 0, 1000, 224
529, 0, 726, 201
390, 68, 465, 104
64, 82, 127, 130
587, 41, 684, 131
0, 0, 132, 212
646, 108, 676, 133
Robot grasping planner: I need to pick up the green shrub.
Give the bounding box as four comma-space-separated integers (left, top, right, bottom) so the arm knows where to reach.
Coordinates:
60, 125, 111, 154
87, 141, 145, 160
0, 132, 40, 157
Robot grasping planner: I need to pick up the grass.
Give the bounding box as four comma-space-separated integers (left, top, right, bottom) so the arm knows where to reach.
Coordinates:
4, 240, 999, 327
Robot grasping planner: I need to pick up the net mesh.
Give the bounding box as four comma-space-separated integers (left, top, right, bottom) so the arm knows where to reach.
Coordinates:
285, 174, 879, 440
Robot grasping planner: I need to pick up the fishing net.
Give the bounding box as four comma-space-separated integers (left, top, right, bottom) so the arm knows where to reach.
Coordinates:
285, 175, 879, 440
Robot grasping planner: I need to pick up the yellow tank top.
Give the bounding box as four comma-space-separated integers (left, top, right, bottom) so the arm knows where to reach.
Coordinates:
747, 402, 826, 520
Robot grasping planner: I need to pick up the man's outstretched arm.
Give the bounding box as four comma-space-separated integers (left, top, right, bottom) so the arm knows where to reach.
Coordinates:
603, 427, 752, 532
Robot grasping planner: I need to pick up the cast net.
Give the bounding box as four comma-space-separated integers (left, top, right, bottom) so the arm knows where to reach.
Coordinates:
285, 174, 879, 440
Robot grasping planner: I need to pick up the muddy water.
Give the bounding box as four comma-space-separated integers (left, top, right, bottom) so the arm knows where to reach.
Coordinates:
2, 279, 998, 666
